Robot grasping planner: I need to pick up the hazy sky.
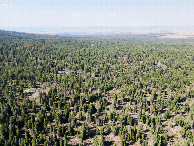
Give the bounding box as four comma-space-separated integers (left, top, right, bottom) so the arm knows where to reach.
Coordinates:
0, 0, 194, 32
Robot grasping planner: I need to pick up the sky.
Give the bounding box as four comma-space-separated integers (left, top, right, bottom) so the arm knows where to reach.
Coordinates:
0, 0, 194, 32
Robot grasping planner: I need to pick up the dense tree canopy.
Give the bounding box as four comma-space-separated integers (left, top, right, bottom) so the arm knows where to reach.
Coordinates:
0, 30, 193, 145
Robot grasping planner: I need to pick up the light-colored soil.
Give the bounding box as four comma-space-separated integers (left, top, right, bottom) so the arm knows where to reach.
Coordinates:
129, 29, 194, 39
